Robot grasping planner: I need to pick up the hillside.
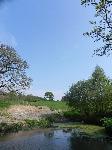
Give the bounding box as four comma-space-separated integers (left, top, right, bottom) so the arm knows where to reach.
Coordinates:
0, 96, 69, 134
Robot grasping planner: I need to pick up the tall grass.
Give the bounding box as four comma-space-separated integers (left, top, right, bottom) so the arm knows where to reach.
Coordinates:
0, 95, 69, 110
30, 100, 69, 110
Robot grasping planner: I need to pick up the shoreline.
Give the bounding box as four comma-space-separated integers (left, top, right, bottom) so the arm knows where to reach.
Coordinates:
0, 121, 112, 142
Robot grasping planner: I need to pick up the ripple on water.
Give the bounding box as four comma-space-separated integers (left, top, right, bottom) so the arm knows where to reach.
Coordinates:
0, 129, 112, 150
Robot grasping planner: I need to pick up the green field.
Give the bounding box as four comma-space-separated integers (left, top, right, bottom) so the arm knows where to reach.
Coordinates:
0, 97, 69, 111
30, 100, 69, 110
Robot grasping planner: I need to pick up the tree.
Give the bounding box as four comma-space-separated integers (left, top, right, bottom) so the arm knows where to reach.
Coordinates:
62, 66, 112, 115
89, 66, 112, 113
62, 80, 92, 115
44, 92, 54, 101
81, 0, 112, 56
0, 44, 32, 93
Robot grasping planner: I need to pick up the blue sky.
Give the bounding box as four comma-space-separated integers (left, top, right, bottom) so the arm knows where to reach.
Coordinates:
0, 0, 112, 99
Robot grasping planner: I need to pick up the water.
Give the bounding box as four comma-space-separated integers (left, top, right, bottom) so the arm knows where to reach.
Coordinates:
0, 129, 112, 150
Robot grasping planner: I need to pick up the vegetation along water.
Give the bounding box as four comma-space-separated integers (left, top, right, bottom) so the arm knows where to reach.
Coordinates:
0, 0, 112, 150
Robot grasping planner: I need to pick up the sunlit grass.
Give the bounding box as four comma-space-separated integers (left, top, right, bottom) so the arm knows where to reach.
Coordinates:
30, 100, 69, 110
0, 98, 69, 111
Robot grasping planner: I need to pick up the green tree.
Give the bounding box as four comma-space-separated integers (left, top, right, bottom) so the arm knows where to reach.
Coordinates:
63, 66, 112, 115
44, 92, 54, 101
89, 66, 112, 114
81, 0, 112, 56
62, 80, 92, 115
0, 44, 32, 93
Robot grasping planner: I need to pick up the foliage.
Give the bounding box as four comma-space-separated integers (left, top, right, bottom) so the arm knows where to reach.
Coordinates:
24, 95, 45, 102
0, 44, 32, 94
0, 100, 12, 109
44, 92, 54, 101
63, 110, 81, 121
62, 66, 112, 117
0, 94, 69, 110
101, 117, 112, 136
46, 112, 67, 123
0, 118, 52, 135
81, 0, 112, 56
30, 100, 69, 111
101, 117, 112, 127
0, 122, 24, 135
25, 118, 52, 128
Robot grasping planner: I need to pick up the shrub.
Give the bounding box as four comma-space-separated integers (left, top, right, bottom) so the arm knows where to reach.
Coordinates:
63, 110, 82, 121
101, 117, 112, 136
46, 113, 65, 123
25, 118, 53, 128
0, 122, 24, 135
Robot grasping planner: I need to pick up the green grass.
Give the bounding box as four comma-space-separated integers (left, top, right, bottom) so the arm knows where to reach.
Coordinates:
30, 100, 69, 110
0, 101, 11, 109
0, 98, 69, 111
0, 99, 28, 110
25, 118, 53, 128
0, 117, 54, 136
57, 122, 106, 137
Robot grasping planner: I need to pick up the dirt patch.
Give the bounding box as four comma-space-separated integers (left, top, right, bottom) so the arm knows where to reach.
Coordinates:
8, 105, 54, 120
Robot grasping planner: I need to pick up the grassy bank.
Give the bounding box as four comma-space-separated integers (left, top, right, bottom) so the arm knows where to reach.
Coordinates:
0, 96, 69, 135
0, 121, 106, 137
57, 122, 106, 137
0, 118, 53, 136
0, 98, 69, 111
0, 96, 109, 138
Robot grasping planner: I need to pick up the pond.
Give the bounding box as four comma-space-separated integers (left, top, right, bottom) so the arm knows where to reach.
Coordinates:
0, 129, 112, 150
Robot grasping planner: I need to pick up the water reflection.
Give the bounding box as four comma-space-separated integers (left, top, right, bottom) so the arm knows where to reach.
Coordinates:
70, 131, 112, 150
0, 129, 112, 150
44, 131, 54, 138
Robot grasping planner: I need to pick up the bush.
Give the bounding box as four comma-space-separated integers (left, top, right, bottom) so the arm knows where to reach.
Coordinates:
63, 110, 82, 121
25, 118, 53, 128
83, 114, 104, 125
0, 122, 24, 135
101, 117, 112, 136
63, 111, 105, 125
46, 113, 66, 123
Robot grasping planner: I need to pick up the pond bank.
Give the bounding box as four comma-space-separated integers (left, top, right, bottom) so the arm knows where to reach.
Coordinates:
0, 104, 111, 140
54, 122, 112, 141
0, 128, 112, 150
0, 120, 112, 142
0, 105, 56, 135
